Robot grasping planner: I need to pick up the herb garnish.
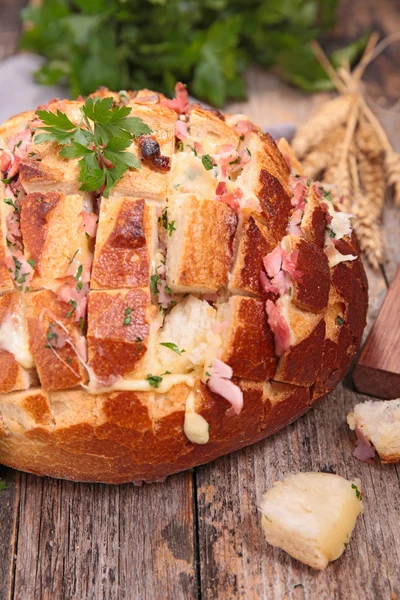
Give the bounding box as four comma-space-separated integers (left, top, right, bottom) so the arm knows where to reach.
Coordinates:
146, 374, 163, 388
3, 197, 19, 213
351, 483, 362, 500
35, 97, 152, 197
123, 307, 132, 326
201, 154, 213, 171
336, 315, 344, 326
159, 342, 185, 355
150, 274, 160, 295
66, 299, 77, 318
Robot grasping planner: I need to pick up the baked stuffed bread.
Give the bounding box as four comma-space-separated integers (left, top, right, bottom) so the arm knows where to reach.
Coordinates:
0, 85, 368, 483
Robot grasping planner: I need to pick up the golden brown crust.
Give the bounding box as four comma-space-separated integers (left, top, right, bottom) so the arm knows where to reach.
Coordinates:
91, 197, 156, 289
0, 89, 368, 484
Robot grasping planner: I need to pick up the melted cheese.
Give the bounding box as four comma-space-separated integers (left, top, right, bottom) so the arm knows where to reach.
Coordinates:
170, 152, 217, 197
85, 373, 196, 395
184, 391, 210, 444
260, 472, 363, 570
0, 296, 34, 369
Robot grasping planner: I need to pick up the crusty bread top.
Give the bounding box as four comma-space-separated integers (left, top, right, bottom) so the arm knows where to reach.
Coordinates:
0, 87, 368, 478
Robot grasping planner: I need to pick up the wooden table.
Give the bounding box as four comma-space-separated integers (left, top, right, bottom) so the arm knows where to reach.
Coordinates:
0, 2, 400, 599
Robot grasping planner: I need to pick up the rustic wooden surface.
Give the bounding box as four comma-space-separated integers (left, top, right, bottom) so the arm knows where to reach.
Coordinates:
0, 2, 400, 599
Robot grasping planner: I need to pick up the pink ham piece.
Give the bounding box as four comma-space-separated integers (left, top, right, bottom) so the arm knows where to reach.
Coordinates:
193, 141, 204, 155
8, 129, 32, 158
282, 248, 301, 281
265, 299, 292, 357
161, 82, 190, 115
49, 324, 68, 349
353, 425, 376, 463
175, 120, 188, 140
0, 149, 12, 174
287, 208, 304, 237
56, 282, 88, 322
79, 211, 98, 238
263, 245, 282, 278
207, 358, 244, 416
234, 120, 255, 135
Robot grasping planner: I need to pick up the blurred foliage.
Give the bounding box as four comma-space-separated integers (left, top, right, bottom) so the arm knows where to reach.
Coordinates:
20, 0, 365, 107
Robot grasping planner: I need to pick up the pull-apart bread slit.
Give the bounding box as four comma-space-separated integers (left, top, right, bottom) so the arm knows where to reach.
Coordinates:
0, 85, 368, 483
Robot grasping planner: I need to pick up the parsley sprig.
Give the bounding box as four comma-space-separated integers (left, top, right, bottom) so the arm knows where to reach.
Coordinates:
35, 97, 152, 197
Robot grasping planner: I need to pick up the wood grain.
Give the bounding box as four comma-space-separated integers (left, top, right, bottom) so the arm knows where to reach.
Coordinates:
353, 267, 400, 398
11, 473, 197, 600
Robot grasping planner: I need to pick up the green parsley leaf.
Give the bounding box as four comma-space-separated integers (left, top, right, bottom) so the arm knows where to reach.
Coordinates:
35, 98, 151, 197
66, 299, 78, 318
167, 220, 176, 236
201, 154, 213, 171
336, 315, 344, 326
123, 315, 132, 326
1, 176, 16, 185
3, 197, 20, 213
79, 317, 85, 334
351, 483, 362, 500
27, 258, 36, 268
158, 207, 168, 230
135, 337, 142, 343
75, 264, 83, 280
159, 342, 186, 355
47, 323, 58, 344
146, 374, 163, 388
150, 274, 160, 295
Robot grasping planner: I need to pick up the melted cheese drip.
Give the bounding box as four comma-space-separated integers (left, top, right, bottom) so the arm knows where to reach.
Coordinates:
85, 373, 196, 395
184, 391, 210, 445
0, 296, 34, 369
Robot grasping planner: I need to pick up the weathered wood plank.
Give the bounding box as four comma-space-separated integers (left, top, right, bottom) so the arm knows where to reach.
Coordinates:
0, 467, 20, 600
12, 473, 198, 600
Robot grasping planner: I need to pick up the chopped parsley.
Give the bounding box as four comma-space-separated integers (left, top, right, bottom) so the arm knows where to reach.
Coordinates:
146, 374, 163, 388
327, 227, 336, 238
205, 371, 211, 377
135, 337, 142, 343
164, 284, 172, 296
306, 179, 311, 186
246, 147, 251, 156
323, 189, 333, 202
66, 299, 78, 318
201, 154, 213, 171
3, 197, 19, 213
69, 249, 79, 265
46, 323, 59, 346
35, 97, 152, 197
351, 483, 362, 500
228, 157, 240, 166
336, 315, 344, 326
159, 342, 185, 355
1, 176, 16, 185
27, 258, 36, 269
150, 273, 160, 295
79, 316, 85, 334
167, 220, 176, 236
123, 307, 132, 326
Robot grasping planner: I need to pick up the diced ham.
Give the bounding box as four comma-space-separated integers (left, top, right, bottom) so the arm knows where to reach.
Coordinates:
175, 120, 188, 140
282, 248, 301, 281
208, 376, 244, 416
8, 129, 32, 159
210, 357, 232, 379
260, 270, 279, 295
207, 358, 243, 416
234, 120, 255, 135
0, 149, 12, 174
193, 141, 204, 155
161, 82, 190, 115
200, 292, 219, 303
291, 180, 308, 210
49, 323, 68, 349
266, 299, 292, 357
215, 181, 227, 196
75, 335, 88, 363
6, 212, 23, 250
263, 245, 282, 278
287, 208, 304, 237
353, 425, 376, 463
7, 156, 21, 180
79, 211, 98, 238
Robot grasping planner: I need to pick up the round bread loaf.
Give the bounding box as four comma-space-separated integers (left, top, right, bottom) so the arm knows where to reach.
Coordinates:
0, 86, 368, 483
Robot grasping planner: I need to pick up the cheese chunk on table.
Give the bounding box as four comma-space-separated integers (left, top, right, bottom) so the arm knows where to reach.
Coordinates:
260, 472, 363, 570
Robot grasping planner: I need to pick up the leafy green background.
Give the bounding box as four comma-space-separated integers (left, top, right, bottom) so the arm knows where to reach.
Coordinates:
21, 0, 365, 107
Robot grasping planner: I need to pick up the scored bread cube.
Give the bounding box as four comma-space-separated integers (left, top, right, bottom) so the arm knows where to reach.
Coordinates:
228, 214, 275, 297
187, 106, 239, 153
26, 290, 88, 391
113, 102, 176, 202
0, 293, 35, 393
158, 295, 216, 374
91, 197, 157, 290
20, 191, 93, 290
260, 472, 364, 570
87, 288, 158, 384
218, 296, 277, 381
169, 150, 219, 198
166, 194, 238, 294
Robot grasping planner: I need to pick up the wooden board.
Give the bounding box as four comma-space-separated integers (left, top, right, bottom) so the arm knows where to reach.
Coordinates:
354, 266, 400, 398
0, 1, 399, 599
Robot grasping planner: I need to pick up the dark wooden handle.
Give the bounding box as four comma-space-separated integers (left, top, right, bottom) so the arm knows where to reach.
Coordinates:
353, 265, 400, 398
